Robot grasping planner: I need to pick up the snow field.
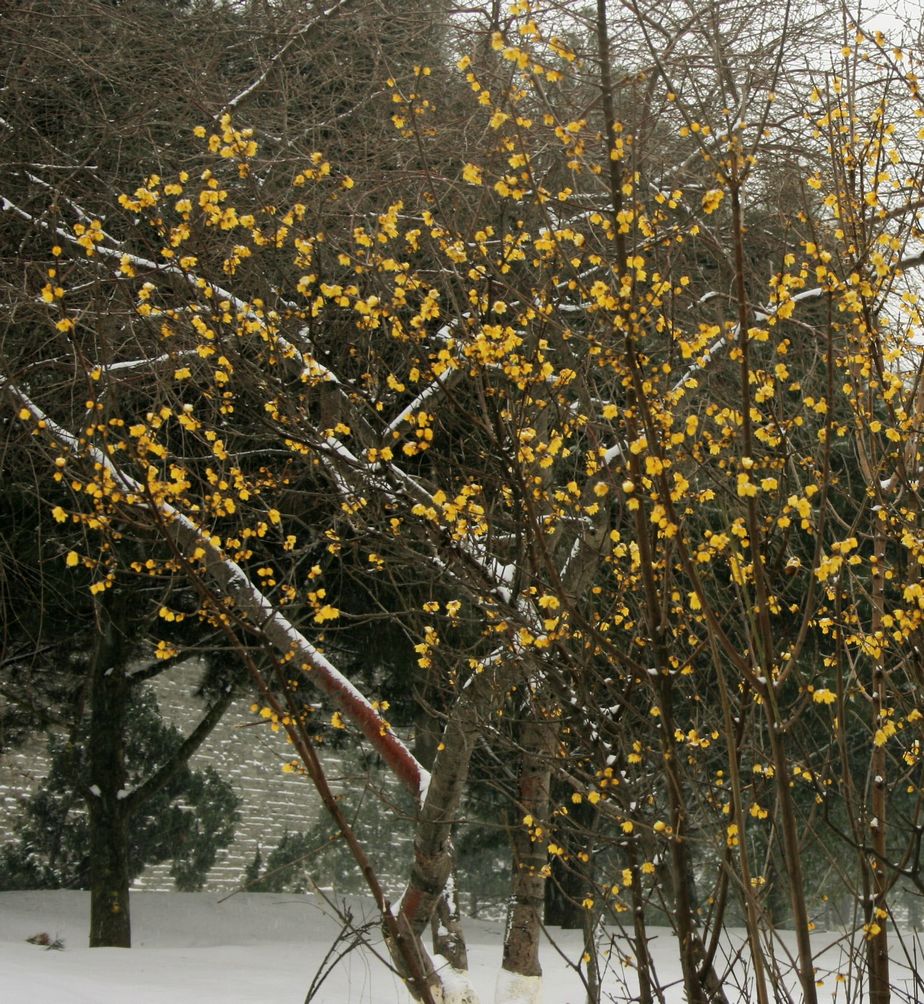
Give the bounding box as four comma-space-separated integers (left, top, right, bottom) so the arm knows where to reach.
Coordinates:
2, 890, 919, 1003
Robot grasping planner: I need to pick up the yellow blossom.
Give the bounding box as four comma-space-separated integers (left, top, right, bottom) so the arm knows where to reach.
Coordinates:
462, 163, 483, 185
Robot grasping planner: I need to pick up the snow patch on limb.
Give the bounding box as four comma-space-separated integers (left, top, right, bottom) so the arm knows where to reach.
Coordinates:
494, 970, 541, 1004
433, 957, 480, 1004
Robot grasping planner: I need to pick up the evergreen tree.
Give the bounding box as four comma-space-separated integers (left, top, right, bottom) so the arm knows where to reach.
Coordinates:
0, 688, 240, 893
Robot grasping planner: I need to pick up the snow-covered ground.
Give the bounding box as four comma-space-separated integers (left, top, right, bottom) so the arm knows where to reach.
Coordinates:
2, 890, 922, 1002
3, 891, 560, 1004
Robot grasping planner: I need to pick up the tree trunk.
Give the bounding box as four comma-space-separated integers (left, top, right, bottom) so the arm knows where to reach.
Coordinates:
625, 839, 654, 1004
655, 672, 729, 1004
544, 793, 594, 930
544, 853, 585, 930
500, 715, 556, 999
88, 791, 131, 947
431, 873, 470, 974
86, 589, 132, 948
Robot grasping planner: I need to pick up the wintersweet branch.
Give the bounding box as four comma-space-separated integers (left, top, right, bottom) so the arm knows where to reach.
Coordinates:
0, 375, 429, 802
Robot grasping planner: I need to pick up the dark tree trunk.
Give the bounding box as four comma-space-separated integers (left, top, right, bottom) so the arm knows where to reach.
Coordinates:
544, 794, 594, 929
88, 791, 131, 947
502, 716, 556, 980
544, 853, 585, 929
86, 590, 132, 948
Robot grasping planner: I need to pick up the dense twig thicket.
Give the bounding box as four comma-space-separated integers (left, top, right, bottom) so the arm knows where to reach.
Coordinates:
6, 1, 924, 1001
